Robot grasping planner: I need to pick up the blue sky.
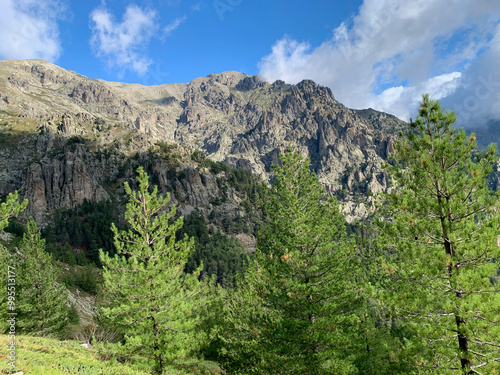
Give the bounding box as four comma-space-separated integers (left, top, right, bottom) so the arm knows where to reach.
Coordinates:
1, 0, 500, 125
0, 0, 362, 83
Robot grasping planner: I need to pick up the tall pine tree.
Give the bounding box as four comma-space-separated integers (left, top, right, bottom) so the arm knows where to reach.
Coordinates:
99, 167, 209, 374
222, 149, 365, 374
376, 95, 500, 374
16, 218, 70, 336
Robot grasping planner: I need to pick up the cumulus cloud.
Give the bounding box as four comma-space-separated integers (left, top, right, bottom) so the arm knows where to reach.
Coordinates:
441, 24, 500, 127
258, 0, 500, 122
0, 0, 65, 61
90, 5, 159, 76
371, 72, 462, 120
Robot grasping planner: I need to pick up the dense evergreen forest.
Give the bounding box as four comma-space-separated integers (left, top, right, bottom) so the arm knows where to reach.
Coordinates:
1, 96, 499, 374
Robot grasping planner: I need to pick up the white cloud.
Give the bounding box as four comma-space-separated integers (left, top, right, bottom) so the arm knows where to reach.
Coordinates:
163, 16, 186, 38
258, 0, 500, 122
372, 72, 462, 120
441, 24, 500, 127
90, 5, 159, 76
0, 0, 64, 61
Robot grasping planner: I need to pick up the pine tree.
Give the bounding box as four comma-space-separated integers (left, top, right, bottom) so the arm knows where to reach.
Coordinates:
376, 95, 500, 374
0, 191, 27, 232
0, 191, 27, 333
16, 218, 70, 336
99, 167, 209, 374
222, 149, 364, 374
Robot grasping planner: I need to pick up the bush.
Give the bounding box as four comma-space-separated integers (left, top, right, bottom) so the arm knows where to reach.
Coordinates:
68, 305, 80, 325
191, 150, 206, 163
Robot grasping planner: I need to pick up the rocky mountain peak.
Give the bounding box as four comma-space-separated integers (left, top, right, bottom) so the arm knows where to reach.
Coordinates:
0, 58, 409, 222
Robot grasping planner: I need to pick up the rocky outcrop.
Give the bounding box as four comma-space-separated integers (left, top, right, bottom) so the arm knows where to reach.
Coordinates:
23, 144, 110, 221
174, 168, 219, 207
66, 288, 98, 327
0, 59, 411, 222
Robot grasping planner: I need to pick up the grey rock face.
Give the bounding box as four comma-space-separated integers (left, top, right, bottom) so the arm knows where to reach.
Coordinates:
23, 143, 110, 222
0, 59, 409, 222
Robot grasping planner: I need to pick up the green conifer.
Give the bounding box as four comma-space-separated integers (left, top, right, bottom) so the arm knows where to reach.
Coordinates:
376, 95, 500, 374
99, 167, 209, 374
223, 149, 364, 374
16, 218, 70, 336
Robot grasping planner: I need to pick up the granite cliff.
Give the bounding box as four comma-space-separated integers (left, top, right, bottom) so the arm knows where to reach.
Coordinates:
0, 59, 413, 227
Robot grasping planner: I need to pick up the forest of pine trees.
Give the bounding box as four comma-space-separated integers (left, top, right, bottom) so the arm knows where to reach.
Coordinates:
1, 96, 499, 374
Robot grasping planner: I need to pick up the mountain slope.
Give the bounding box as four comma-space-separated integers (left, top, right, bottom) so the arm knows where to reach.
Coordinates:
0, 58, 407, 223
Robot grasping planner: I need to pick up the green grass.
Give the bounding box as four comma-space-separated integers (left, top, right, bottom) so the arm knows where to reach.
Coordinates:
0, 334, 149, 375
0, 114, 38, 149
0, 335, 225, 375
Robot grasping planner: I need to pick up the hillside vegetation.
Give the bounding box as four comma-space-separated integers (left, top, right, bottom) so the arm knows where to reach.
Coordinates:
0, 62, 499, 374
0, 334, 150, 375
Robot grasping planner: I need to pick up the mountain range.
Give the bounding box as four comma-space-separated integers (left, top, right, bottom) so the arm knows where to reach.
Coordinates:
0, 59, 497, 236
